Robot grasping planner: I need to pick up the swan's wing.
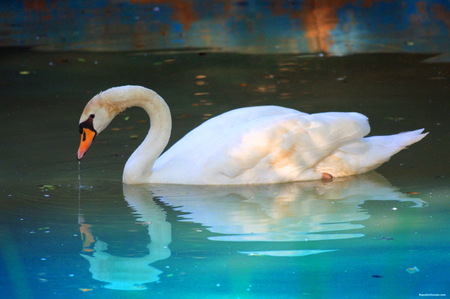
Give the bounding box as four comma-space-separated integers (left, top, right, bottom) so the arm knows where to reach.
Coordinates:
155, 105, 302, 166
210, 111, 370, 182
154, 107, 370, 184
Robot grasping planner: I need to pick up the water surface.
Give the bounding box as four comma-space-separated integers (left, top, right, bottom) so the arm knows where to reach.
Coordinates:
0, 49, 449, 298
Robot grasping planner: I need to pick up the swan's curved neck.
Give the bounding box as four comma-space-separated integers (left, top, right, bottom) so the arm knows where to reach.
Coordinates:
120, 87, 172, 184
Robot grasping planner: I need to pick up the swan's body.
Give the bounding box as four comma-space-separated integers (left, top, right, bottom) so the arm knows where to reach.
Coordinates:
77, 85, 427, 185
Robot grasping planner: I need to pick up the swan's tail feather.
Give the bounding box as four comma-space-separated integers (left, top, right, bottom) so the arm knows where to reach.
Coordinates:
315, 129, 428, 177
378, 128, 427, 147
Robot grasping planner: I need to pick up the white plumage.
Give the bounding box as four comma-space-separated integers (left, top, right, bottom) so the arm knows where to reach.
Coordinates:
77, 85, 427, 185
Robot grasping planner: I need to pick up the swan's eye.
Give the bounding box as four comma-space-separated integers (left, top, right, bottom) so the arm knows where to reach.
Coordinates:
79, 115, 97, 135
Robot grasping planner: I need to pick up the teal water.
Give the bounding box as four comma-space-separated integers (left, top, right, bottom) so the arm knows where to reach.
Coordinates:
0, 49, 449, 298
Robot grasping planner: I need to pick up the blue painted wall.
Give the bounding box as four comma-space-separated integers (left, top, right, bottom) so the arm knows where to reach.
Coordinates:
1, 0, 449, 55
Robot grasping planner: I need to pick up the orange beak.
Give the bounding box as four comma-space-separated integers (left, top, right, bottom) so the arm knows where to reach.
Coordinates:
77, 128, 96, 160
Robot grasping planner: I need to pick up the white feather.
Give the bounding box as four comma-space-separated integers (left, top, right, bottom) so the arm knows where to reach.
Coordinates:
78, 86, 427, 185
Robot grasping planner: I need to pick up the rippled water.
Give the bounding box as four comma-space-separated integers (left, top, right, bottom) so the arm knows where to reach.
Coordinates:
0, 49, 449, 298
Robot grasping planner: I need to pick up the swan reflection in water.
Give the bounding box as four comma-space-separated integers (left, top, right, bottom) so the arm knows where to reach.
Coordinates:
78, 172, 425, 290
79, 195, 171, 290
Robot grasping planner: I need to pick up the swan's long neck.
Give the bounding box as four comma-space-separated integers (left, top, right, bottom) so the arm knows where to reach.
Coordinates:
117, 87, 171, 184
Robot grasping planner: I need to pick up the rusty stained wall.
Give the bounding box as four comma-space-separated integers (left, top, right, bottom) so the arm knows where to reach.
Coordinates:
1, 0, 449, 54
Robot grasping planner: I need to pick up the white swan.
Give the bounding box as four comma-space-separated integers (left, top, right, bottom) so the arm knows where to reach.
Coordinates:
77, 85, 427, 185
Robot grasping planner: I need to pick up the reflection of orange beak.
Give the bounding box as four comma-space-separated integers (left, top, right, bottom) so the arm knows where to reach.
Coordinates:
77, 128, 96, 160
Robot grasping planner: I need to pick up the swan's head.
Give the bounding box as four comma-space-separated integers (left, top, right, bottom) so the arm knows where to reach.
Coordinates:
77, 89, 128, 160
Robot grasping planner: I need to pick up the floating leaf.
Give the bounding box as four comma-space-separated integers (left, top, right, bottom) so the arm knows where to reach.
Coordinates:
38, 184, 55, 190
77, 58, 86, 63
195, 75, 207, 79
124, 116, 130, 121
255, 84, 276, 93
406, 266, 420, 274
19, 71, 31, 75
406, 192, 419, 195
278, 67, 295, 72
129, 135, 139, 140
79, 288, 93, 292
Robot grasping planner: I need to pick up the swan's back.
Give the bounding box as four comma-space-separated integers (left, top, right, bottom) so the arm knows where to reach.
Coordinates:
151, 106, 371, 184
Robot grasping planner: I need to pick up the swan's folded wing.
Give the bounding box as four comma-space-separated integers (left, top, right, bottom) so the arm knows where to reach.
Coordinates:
153, 108, 370, 184
154, 106, 300, 169
214, 112, 370, 182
